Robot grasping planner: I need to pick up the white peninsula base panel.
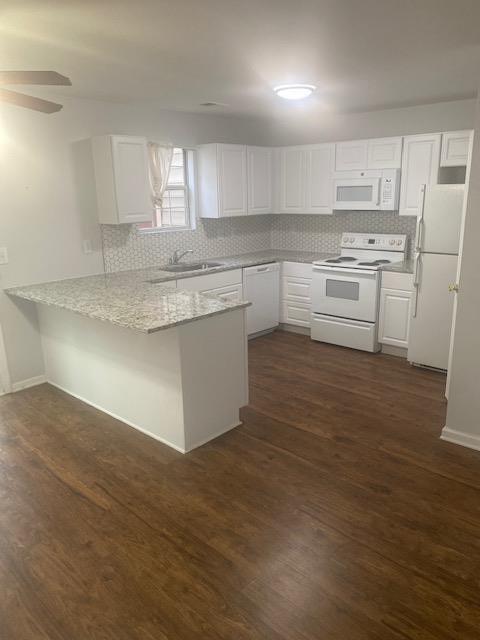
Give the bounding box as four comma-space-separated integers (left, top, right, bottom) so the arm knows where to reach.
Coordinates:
38, 305, 248, 453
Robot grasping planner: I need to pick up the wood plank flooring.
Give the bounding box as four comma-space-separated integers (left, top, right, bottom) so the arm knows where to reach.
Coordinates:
1, 330, 480, 639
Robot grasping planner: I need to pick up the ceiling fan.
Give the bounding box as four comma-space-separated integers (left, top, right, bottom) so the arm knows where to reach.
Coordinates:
0, 71, 71, 114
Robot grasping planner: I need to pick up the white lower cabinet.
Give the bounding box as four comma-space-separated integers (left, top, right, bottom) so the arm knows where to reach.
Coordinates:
281, 301, 311, 327
203, 283, 243, 302
176, 269, 243, 292
280, 262, 313, 328
378, 272, 414, 349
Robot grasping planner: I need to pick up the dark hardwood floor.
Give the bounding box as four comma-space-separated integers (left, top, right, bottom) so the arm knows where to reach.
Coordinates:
1, 330, 480, 639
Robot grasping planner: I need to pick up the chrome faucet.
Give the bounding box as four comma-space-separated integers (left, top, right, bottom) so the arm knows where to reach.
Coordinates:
169, 249, 194, 265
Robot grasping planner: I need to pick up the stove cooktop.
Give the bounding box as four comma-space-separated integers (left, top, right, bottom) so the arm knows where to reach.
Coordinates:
314, 256, 398, 271
314, 233, 407, 271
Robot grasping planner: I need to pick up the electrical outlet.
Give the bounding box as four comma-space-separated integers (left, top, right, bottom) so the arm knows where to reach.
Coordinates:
0, 247, 8, 265
82, 239, 93, 254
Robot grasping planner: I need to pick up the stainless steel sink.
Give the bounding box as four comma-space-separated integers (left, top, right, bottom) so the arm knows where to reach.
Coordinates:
147, 262, 225, 282
162, 261, 223, 273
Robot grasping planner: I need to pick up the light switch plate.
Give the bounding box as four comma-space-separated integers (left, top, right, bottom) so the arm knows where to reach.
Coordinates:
82, 239, 93, 254
0, 247, 8, 265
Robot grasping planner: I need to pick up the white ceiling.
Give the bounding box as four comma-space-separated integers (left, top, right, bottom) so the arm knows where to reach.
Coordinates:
1, 0, 480, 117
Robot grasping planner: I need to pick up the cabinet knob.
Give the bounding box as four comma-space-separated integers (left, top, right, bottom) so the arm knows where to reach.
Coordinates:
448, 283, 459, 293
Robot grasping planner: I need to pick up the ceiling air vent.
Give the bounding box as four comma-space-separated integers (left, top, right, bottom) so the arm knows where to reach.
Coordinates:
200, 102, 226, 107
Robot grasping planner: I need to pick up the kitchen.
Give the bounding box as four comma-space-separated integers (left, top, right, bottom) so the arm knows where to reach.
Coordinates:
2, 2, 480, 638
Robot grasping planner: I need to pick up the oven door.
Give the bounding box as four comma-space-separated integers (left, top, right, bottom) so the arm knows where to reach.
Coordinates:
333, 177, 381, 210
311, 266, 379, 322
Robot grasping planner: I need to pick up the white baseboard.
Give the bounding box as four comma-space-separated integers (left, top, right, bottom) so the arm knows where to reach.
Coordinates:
11, 374, 47, 393
279, 323, 311, 336
441, 426, 480, 452
381, 344, 408, 358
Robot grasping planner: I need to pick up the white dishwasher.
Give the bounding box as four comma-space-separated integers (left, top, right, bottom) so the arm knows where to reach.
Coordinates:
243, 263, 280, 336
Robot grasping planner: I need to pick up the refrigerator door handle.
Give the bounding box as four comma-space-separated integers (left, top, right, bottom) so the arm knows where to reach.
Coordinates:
415, 218, 424, 252
413, 253, 421, 287
412, 253, 422, 318
415, 185, 427, 251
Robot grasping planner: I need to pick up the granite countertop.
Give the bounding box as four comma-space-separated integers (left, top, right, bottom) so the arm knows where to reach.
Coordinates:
6, 250, 335, 334
380, 259, 414, 274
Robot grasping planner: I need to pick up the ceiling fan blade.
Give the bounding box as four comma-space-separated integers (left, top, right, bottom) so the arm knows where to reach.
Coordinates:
0, 88, 63, 113
0, 71, 71, 86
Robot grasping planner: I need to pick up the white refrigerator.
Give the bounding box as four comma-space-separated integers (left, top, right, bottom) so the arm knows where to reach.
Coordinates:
408, 185, 465, 370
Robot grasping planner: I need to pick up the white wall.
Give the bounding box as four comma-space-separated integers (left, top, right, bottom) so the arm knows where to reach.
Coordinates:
0, 98, 270, 385
267, 98, 476, 146
444, 94, 480, 449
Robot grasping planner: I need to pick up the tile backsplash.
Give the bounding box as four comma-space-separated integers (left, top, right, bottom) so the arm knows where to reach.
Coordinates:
102, 212, 417, 272
102, 216, 271, 272
270, 211, 417, 254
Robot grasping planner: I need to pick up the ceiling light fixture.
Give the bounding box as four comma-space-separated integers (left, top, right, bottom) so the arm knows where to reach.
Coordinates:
274, 84, 316, 100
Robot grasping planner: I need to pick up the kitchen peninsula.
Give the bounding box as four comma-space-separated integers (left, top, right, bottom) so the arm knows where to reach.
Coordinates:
7, 268, 250, 453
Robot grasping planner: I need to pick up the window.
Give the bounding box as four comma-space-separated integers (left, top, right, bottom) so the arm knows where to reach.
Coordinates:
139, 147, 193, 232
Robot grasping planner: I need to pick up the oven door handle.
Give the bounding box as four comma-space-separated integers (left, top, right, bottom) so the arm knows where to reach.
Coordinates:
312, 266, 377, 276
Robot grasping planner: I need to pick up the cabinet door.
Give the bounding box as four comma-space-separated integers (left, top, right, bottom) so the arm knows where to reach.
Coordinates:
176, 269, 242, 292
281, 302, 311, 327
217, 144, 248, 217
305, 144, 334, 214
247, 146, 272, 214
282, 276, 311, 304
335, 140, 368, 171
203, 283, 243, 302
368, 137, 402, 169
112, 136, 152, 224
399, 134, 441, 217
440, 130, 472, 167
278, 147, 306, 213
378, 288, 412, 348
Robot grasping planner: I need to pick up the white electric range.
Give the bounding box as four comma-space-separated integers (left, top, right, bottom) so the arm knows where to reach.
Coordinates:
311, 233, 407, 352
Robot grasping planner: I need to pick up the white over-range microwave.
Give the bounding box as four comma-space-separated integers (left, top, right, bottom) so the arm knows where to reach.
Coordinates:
333, 169, 400, 211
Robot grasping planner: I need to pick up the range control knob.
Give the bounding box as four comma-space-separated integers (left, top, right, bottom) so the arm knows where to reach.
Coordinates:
389, 239, 395, 245
396, 239, 403, 246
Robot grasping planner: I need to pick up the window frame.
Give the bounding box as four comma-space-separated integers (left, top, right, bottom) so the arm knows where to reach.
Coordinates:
139, 147, 196, 234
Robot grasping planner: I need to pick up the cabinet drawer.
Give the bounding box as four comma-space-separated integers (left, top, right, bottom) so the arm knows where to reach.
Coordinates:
203, 283, 243, 302
282, 276, 311, 302
381, 271, 413, 291
178, 269, 242, 291
282, 261, 313, 279
281, 302, 311, 327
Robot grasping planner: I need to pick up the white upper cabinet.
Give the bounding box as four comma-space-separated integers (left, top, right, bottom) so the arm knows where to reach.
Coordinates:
335, 140, 368, 171
305, 144, 335, 214
277, 145, 333, 215
336, 137, 402, 171
399, 133, 441, 217
217, 144, 248, 217
92, 135, 152, 224
440, 130, 473, 167
247, 146, 272, 214
336, 137, 402, 172
198, 143, 274, 218
367, 137, 403, 169
278, 147, 307, 213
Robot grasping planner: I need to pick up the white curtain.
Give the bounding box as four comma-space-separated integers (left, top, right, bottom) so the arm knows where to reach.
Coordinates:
148, 142, 173, 210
